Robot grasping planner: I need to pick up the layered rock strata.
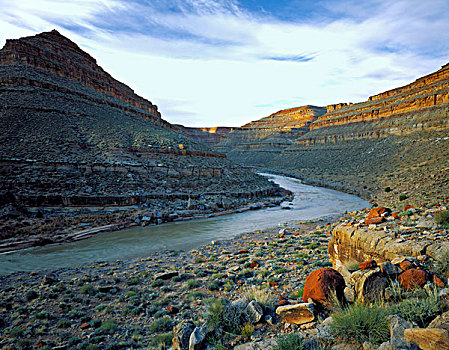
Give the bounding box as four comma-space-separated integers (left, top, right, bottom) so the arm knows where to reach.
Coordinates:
0, 30, 287, 245
218, 63, 449, 207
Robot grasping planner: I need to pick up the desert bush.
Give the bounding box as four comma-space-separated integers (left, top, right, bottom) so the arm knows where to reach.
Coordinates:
150, 332, 173, 349
240, 322, 254, 339
274, 333, 304, 350
149, 316, 174, 332
435, 210, 449, 228
330, 302, 389, 345
80, 284, 98, 297
389, 295, 440, 327
433, 249, 449, 279
244, 285, 277, 308
399, 194, 407, 201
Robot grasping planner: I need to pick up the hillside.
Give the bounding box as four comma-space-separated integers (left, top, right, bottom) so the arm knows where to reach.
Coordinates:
0, 30, 287, 248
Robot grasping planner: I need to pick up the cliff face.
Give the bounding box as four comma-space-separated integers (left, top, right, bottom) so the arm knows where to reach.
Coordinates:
218, 63, 449, 207
175, 125, 234, 147
0, 30, 287, 243
0, 30, 162, 121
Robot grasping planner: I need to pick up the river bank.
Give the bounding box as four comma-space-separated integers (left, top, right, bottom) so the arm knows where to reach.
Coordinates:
0, 189, 291, 254
0, 217, 337, 349
0, 174, 369, 275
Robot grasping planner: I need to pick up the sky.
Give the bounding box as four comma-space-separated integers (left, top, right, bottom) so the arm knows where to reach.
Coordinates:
1, 0, 448, 127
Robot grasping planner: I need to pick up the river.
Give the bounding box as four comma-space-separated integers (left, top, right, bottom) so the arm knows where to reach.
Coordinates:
0, 174, 369, 275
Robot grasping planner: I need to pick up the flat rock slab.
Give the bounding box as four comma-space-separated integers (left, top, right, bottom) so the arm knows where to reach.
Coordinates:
276, 302, 315, 325
404, 328, 449, 350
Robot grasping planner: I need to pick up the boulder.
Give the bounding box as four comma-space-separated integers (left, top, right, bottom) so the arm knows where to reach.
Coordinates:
428, 310, 449, 331
379, 261, 402, 275
246, 300, 264, 324
399, 260, 416, 271
302, 268, 345, 306
275, 302, 315, 325
404, 328, 449, 350
233, 338, 276, 350
173, 321, 195, 350
377, 315, 419, 349
189, 324, 209, 350
398, 269, 428, 290
351, 267, 388, 303
154, 271, 178, 280
359, 260, 377, 270
368, 207, 391, 219
365, 217, 385, 225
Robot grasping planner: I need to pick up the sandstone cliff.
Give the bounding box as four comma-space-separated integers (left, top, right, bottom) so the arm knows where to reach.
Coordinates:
217, 63, 449, 208
0, 30, 287, 245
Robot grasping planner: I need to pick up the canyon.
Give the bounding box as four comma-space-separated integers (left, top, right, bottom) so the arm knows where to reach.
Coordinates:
183, 62, 449, 208
0, 30, 287, 249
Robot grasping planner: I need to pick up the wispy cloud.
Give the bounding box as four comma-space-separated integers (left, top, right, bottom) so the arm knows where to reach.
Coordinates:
0, 0, 448, 126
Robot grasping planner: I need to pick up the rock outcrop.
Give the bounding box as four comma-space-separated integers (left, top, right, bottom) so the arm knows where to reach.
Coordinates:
0, 30, 288, 245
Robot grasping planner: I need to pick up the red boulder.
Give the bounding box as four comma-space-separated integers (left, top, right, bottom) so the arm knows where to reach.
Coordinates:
365, 217, 385, 225
359, 260, 378, 270
398, 268, 428, 290
367, 207, 391, 219
303, 267, 345, 306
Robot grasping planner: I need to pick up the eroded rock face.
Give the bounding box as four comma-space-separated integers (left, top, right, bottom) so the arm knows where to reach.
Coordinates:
0, 30, 288, 244
302, 267, 345, 306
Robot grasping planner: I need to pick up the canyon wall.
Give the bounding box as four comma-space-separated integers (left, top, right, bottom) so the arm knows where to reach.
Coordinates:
0, 30, 287, 242
218, 63, 449, 206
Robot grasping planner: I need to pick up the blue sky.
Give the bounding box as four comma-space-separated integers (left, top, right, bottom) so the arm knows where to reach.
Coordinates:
1, 0, 448, 126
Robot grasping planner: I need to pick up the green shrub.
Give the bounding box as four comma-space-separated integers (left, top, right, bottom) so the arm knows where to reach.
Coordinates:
186, 279, 199, 289
274, 333, 304, 350
240, 322, 254, 339
330, 303, 389, 345
150, 332, 173, 349
244, 285, 277, 308
435, 210, 449, 228
399, 194, 407, 201
80, 284, 97, 296
290, 287, 304, 300
56, 318, 71, 328
127, 277, 139, 285
96, 319, 118, 335
385, 187, 392, 192
433, 249, 449, 279
149, 316, 174, 332
389, 296, 440, 327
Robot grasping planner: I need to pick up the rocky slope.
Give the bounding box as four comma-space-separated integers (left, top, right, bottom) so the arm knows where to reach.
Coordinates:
0, 30, 288, 247
211, 63, 449, 208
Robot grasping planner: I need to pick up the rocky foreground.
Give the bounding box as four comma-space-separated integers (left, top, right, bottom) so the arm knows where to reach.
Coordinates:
1, 202, 449, 350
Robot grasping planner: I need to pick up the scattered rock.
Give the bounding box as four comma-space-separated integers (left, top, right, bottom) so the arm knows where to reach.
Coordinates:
359, 260, 377, 270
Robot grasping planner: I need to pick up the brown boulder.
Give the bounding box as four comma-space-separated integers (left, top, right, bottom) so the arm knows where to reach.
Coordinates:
399, 260, 415, 271
359, 260, 377, 270
303, 267, 345, 305
398, 268, 428, 290
367, 207, 390, 219
365, 217, 385, 225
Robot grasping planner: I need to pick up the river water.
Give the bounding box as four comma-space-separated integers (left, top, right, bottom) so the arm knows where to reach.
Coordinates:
0, 174, 369, 275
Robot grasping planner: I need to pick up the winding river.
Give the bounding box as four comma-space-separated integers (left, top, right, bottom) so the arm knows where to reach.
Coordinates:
0, 174, 369, 275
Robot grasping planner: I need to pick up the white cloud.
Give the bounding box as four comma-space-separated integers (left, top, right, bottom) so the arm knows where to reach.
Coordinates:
1, 0, 448, 127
